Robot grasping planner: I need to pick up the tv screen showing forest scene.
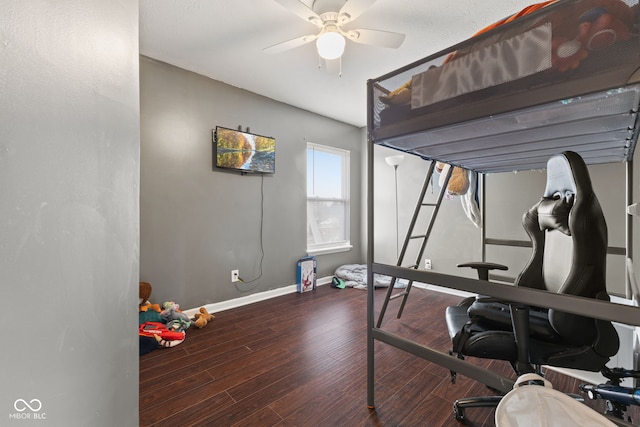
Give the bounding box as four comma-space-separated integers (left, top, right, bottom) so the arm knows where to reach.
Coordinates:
214, 126, 276, 174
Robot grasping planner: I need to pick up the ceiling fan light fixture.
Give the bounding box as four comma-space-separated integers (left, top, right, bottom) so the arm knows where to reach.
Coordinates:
316, 31, 346, 60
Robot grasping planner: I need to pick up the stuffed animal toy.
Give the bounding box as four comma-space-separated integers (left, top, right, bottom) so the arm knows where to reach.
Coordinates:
139, 281, 161, 313
436, 162, 470, 196
139, 281, 163, 325
193, 307, 215, 329
379, 81, 412, 106
161, 301, 191, 329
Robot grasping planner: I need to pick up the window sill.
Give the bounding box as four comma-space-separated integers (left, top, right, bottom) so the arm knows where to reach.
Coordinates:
307, 244, 353, 256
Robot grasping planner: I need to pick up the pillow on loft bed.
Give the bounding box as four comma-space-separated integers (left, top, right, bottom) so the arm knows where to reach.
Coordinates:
378, 0, 634, 109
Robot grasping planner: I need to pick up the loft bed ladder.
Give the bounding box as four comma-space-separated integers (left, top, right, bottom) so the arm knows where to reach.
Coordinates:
376, 161, 453, 327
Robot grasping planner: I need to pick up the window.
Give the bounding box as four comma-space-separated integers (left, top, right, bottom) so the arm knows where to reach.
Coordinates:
307, 143, 351, 255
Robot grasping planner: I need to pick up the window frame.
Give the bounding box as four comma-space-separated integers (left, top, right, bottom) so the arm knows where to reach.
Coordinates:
306, 142, 352, 255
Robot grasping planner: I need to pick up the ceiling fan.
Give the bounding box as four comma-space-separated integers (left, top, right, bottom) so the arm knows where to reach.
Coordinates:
265, 0, 405, 62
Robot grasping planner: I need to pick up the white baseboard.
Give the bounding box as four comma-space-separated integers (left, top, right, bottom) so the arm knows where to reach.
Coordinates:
183, 276, 332, 318
182, 278, 468, 319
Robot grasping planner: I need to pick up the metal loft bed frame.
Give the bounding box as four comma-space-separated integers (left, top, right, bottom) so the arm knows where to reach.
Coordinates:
364, 156, 640, 423
365, 0, 640, 422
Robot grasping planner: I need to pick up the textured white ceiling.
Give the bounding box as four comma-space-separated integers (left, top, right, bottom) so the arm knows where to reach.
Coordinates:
139, 0, 536, 127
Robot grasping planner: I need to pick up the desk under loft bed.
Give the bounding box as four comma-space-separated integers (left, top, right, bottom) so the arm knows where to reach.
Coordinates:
365, 0, 640, 416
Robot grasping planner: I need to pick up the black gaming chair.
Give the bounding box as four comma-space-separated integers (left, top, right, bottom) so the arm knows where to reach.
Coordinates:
445, 151, 620, 421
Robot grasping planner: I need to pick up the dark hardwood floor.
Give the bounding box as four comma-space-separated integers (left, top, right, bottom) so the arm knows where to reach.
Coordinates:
139, 284, 627, 426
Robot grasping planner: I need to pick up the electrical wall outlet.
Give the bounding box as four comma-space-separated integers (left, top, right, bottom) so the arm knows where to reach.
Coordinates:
424, 259, 432, 270
231, 269, 239, 283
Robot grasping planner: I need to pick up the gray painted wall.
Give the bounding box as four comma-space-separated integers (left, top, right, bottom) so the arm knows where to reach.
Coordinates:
140, 57, 363, 308
372, 145, 482, 272
1, 1, 139, 426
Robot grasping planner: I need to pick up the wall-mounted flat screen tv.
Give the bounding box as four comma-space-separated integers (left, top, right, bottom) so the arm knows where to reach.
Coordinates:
213, 126, 275, 174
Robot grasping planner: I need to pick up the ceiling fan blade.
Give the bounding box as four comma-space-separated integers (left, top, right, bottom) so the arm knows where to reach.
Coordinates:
263, 34, 319, 55
344, 28, 405, 48
273, 0, 322, 27
338, 0, 377, 25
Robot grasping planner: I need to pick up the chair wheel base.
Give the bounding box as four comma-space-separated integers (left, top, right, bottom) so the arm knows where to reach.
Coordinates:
452, 395, 503, 423
453, 403, 465, 423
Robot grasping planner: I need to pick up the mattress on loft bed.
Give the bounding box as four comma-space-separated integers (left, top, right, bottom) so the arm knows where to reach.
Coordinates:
374, 0, 640, 140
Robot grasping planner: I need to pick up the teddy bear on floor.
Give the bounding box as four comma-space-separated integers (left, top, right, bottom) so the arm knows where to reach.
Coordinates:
193, 307, 215, 329
139, 281, 163, 324
139, 281, 162, 313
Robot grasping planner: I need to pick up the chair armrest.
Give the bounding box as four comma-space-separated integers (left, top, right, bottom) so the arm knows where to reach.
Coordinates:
457, 262, 508, 281
473, 295, 504, 304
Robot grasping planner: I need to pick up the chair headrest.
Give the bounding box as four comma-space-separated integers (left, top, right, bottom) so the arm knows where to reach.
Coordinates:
543, 151, 593, 200
537, 151, 594, 235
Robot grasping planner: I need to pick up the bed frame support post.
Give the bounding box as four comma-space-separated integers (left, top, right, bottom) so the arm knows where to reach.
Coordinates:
366, 79, 376, 409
